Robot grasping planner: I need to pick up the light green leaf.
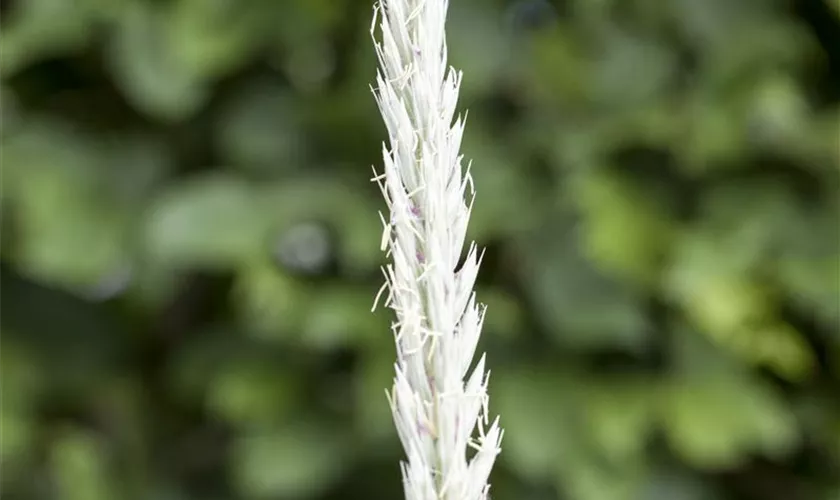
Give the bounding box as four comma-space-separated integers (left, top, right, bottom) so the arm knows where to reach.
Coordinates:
167, 330, 241, 404
106, 2, 208, 121
3, 128, 130, 290
677, 94, 748, 173
217, 81, 305, 172
464, 126, 546, 241
494, 366, 581, 480
522, 215, 652, 351
0, 0, 93, 74
232, 261, 310, 338
206, 359, 300, 426
302, 285, 388, 349
0, 409, 33, 465
749, 322, 815, 382
667, 242, 771, 336
0, 86, 22, 137
50, 430, 116, 500
144, 174, 269, 268
354, 346, 399, 444
448, 1, 510, 97
232, 423, 347, 499
775, 199, 840, 333
671, 0, 785, 58
591, 32, 677, 109
778, 255, 840, 334
558, 455, 647, 500
477, 287, 525, 339
638, 469, 720, 500
14, 186, 128, 290
167, 0, 261, 79
582, 379, 656, 462
526, 30, 589, 106
666, 224, 816, 380
660, 373, 799, 469
0, 340, 45, 410
747, 75, 809, 150
572, 169, 675, 287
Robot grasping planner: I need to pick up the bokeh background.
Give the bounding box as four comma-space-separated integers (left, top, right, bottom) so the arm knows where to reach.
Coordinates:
2, 0, 839, 499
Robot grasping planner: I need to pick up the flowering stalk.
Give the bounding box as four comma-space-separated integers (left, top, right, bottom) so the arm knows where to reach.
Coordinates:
369, 1, 502, 499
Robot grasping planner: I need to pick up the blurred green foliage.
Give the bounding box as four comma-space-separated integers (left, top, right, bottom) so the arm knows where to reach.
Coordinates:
1, 0, 839, 499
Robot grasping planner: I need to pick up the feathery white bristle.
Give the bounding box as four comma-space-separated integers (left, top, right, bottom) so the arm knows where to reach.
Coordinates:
369, 1, 502, 499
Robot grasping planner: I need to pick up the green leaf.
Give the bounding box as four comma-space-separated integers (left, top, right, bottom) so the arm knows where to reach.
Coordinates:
464, 126, 546, 241
167, 0, 261, 79
50, 429, 117, 500
233, 261, 310, 338
582, 379, 656, 462
553, 377, 659, 500
638, 469, 720, 500
747, 75, 809, 151
216, 81, 305, 172
206, 359, 300, 426
282, 37, 337, 92
749, 322, 816, 382
3, 127, 130, 291
262, 178, 382, 274
354, 346, 398, 444
557, 454, 647, 500
670, 0, 791, 62
232, 423, 347, 499
143, 174, 269, 268
660, 373, 799, 469
0, 409, 33, 465
106, 2, 208, 121
572, 169, 676, 287
526, 30, 589, 107
97, 134, 175, 203
669, 249, 771, 336
0, 0, 93, 74
301, 285, 388, 349
775, 199, 840, 332
494, 366, 582, 480
269, 0, 345, 48
0, 339, 44, 412
13, 183, 128, 290
0, 86, 22, 137
666, 224, 816, 380
522, 215, 652, 351
700, 178, 812, 264
591, 32, 677, 109
477, 286, 525, 339
167, 330, 242, 405
448, 1, 510, 98
778, 255, 840, 334
677, 96, 748, 173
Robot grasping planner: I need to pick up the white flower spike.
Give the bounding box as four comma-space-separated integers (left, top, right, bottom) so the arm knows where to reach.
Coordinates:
369, 1, 503, 499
